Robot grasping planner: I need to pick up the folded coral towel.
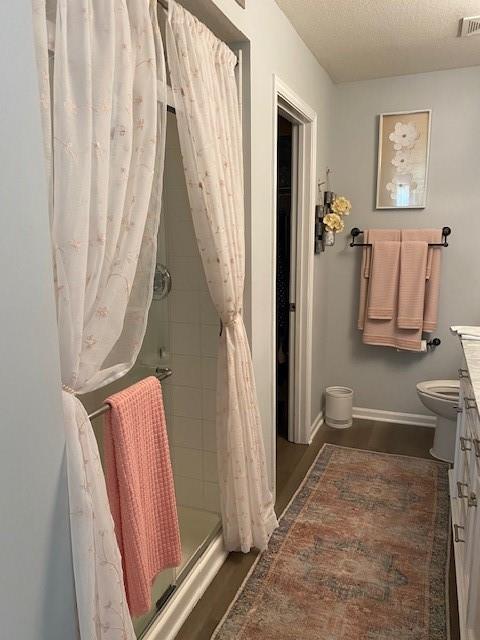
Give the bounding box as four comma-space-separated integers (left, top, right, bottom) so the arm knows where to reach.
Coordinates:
104, 377, 181, 616
362, 307, 424, 351
367, 240, 401, 320
397, 240, 428, 329
358, 229, 401, 330
451, 326, 480, 338
401, 229, 443, 332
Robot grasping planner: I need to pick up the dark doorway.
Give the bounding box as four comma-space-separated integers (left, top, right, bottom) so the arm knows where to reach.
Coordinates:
276, 115, 293, 441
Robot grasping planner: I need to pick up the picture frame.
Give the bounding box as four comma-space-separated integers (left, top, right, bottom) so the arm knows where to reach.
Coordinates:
376, 109, 432, 209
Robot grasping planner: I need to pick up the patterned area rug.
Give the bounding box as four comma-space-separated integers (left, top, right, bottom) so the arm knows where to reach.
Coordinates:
213, 445, 450, 640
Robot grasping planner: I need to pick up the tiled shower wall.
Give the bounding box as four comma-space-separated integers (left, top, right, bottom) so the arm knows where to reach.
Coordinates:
162, 113, 220, 515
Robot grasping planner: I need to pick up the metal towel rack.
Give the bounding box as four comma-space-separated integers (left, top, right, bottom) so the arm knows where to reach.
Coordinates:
349, 226, 451, 248
88, 366, 173, 420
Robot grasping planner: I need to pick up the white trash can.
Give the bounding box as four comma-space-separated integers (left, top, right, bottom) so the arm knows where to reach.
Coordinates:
325, 386, 353, 429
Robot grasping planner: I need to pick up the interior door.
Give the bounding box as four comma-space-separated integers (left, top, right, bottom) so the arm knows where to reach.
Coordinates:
287, 123, 298, 442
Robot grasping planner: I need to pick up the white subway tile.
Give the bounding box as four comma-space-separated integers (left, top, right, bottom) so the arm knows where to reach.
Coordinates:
202, 388, 216, 421
201, 356, 217, 389
203, 482, 220, 514
165, 413, 175, 442
202, 420, 217, 452
161, 385, 172, 416
203, 451, 218, 483
174, 476, 204, 510
174, 447, 203, 480
148, 297, 169, 324
170, 354, 202, 388
171, 322, 201, 357
201, 324, 218, 357
166, 213, 198, 257
169, 256, 202, 291
172, 385, 202, 419
173, 416, 202, 450
200, 291, 218, 325
169, 290, 200, 323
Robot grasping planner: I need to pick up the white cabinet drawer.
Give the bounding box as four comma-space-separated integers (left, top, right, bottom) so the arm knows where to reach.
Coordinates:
461, 374, 480, 442
466, 473, 480, 640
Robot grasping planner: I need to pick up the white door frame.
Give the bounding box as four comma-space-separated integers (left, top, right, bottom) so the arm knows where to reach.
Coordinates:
272, 76, 317, 448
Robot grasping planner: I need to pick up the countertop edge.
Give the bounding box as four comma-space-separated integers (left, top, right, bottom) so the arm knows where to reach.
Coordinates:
461, 338, 480, 415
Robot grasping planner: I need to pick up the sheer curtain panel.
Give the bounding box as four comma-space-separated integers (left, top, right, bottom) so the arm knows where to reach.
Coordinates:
31, 0, 167, 637
166, 0, 278, 553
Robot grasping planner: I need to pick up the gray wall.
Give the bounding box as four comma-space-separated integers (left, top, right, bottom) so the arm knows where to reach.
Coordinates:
327, 66, 480, 415
0, 5, 77, 639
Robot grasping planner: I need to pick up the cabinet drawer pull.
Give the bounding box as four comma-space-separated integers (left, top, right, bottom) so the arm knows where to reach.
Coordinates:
460, 436, 472, 451
473, 439, 480, 458
459, 368, 470, 379
457, 481, 469, 499
465, 397, 477, 410
468, 492, 478, 508
454, 524, 465, 543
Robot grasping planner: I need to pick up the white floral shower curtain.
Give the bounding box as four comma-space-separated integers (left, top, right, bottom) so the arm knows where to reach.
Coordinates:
166, 1, 278, 552
31, 0, 166, 637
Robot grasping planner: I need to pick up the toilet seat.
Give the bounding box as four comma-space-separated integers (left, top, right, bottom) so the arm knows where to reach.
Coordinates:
416, 379, 460, 463
416, 379, 460, 402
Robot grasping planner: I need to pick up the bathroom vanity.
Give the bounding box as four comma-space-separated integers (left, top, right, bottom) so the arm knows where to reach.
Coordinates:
451, 339, 480, 640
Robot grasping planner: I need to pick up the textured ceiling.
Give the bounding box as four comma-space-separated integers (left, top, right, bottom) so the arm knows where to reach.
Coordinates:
275, 0, 480, 82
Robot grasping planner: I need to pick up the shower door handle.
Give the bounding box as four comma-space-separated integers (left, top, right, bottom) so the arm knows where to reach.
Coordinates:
453, 524, 465, 543
457, 481, 468, 499
473, 439, 480, 458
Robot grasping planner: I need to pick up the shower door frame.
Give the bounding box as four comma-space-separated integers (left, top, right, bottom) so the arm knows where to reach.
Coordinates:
272, 76, 317, 448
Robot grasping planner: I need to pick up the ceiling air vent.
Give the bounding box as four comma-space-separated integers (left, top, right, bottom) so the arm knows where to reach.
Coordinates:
459, 16, 480, 37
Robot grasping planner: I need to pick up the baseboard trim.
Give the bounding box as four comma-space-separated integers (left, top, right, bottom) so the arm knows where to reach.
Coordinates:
143, 532, 227, 640
309, 411, 324, 443
352, 406, 436, 428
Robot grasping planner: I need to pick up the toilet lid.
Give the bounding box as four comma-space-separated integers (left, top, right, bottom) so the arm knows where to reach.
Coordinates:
416, 379, 460, 401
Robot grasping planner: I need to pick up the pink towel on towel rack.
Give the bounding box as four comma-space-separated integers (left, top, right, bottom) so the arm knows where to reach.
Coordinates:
104, 377, 181, 617
401, 228, 443, 332
367, 240, 401, 320
397, 240, 428, 329
358, 229, 401, 330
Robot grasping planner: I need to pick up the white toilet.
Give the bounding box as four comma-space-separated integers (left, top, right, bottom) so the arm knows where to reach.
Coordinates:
416, 379, 460, 463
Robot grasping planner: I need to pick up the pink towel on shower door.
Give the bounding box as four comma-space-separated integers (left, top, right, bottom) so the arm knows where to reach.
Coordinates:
104, 377, 181, 617
397, 240, 428, 329
401, 228, 443, 332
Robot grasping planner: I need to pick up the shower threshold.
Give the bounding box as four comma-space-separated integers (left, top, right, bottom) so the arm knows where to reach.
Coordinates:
138, 506, 222, 639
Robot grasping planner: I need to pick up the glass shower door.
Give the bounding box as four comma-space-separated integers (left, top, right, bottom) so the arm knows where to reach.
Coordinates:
84, 110, 221, 640
133, 111, 222, 637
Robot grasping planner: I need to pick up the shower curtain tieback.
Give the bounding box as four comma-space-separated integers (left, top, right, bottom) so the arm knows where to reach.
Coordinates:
219, 313, 241, 335
31, 0, 167, 638
62, 384, 77, 395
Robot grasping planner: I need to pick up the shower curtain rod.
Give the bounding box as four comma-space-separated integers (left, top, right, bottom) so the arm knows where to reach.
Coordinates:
156, 0, 239, 70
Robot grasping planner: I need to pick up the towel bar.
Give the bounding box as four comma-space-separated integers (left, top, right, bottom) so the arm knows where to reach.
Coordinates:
349, 227, 451, 248
87, 367, 173, 420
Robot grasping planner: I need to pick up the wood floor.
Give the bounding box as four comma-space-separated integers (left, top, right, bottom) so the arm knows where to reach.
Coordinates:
175, 420, 459, 640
